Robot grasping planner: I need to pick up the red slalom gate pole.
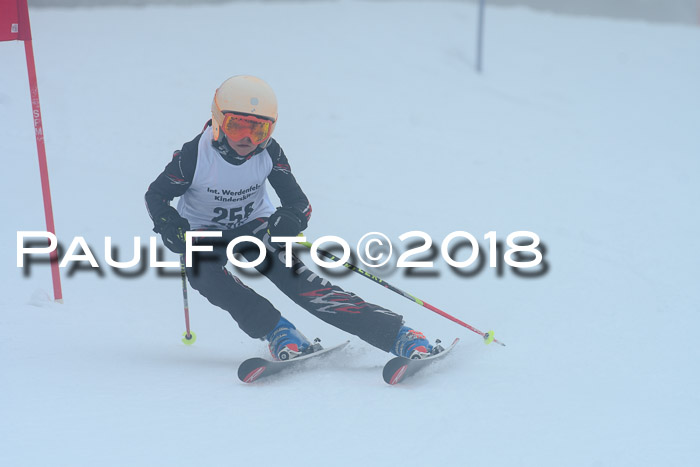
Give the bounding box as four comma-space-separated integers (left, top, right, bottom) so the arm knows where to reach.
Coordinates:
17, 0, 63, 302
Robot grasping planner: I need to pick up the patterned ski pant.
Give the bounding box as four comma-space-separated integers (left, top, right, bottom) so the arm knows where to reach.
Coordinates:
186, 219, 404, 352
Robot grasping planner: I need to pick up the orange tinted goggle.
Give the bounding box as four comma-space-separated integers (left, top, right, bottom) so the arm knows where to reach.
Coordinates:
221, 113, 273, 145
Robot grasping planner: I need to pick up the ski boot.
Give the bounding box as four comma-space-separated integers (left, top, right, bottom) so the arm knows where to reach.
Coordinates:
391, 325, 436, 360
266, 316, 312, 361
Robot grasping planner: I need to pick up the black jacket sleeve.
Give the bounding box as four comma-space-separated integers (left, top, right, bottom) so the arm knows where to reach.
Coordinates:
144, 133, 201, 229
266, 139, 312, 228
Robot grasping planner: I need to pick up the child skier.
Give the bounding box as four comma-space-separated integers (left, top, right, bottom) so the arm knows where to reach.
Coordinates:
145, 75, 434, 361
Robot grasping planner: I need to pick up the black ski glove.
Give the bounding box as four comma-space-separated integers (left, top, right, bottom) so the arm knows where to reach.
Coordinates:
267, 206, 307, 237
153, 207, 190, 254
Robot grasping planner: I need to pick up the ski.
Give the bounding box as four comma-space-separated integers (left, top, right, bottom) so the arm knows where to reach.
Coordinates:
238, 340, 349, 383
382, 338, 460, 385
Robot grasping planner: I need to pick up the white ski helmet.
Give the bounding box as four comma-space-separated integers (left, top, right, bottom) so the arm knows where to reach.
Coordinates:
211, 75, 278, 147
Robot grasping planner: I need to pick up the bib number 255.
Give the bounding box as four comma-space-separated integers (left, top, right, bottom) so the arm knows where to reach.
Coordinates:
211, 202, 255, 228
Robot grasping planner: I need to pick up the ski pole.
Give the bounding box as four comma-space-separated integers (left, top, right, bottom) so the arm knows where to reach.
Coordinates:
180, 254, 196, 345
298, 240, 505, 346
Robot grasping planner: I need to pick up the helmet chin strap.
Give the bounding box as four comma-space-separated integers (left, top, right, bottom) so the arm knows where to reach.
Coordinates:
212, 134, 269, 165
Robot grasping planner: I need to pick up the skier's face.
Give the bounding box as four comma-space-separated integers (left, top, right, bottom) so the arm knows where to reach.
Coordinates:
226, 135, 257, 156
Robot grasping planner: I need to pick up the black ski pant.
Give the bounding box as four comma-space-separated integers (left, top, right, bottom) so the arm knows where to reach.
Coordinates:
186, 219, 404, 352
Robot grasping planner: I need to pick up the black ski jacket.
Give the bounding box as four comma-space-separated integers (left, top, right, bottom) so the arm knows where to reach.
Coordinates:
145, 122, 312, 229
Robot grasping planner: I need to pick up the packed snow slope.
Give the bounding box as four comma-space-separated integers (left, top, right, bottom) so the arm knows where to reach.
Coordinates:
2, 2, 699, 466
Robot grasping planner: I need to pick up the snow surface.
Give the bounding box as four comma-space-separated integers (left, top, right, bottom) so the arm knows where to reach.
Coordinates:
2, 2, 699, 466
